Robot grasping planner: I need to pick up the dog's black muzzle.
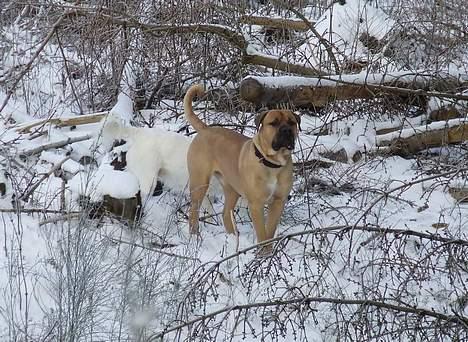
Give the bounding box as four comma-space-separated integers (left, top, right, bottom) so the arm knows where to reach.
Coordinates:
272, 125, 295, 151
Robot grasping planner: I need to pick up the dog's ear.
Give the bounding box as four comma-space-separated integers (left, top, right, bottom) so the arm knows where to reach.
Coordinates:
255, 111, 269, 130
294, 113, 302, 131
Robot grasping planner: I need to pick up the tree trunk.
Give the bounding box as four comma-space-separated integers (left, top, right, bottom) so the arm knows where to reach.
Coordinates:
240, 73, 466, 108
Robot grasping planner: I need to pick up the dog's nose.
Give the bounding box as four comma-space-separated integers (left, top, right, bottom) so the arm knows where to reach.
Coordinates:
279, 125, 292, 134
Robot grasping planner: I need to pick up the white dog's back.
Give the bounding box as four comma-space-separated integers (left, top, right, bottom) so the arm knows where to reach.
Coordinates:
125, 127, 191, 195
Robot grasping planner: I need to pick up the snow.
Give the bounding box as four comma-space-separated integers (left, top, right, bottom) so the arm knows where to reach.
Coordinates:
40, 151, 83, 175
69, 162, 140, 201
293, 0, 396, 70
244, 69, 460, 88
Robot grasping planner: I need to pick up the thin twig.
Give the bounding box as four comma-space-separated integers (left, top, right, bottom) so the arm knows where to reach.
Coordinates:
149, 296, 468, 340
20, 156, 71, 202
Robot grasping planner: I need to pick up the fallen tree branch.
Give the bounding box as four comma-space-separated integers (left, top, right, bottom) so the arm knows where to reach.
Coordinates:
65, 7, 326, 76
106, 236, 199, 261
0, 208, 81, 214
15, 111, 108, 133
38, 213, 82, 226
19, 134, 93, 157
20, 156, 71, 201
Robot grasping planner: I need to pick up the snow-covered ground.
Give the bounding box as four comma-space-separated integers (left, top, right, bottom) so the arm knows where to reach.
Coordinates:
1, 90, 468, 340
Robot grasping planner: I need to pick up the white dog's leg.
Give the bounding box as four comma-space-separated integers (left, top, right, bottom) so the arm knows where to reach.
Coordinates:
126, 144, 161, 197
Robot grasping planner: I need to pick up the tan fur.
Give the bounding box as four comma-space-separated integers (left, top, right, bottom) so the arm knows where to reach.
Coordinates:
184, 84, 299, 245
183, 84, 206, 132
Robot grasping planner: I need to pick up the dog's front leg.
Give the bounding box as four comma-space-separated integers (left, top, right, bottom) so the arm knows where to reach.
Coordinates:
248, 202, 267, 242
265, 196, 287, 240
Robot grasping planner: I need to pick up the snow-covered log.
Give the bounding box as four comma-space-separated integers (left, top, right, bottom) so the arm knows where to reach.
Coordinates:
428, 106, 462, 122
376, 118, 468, 156
240, 72, 466, 108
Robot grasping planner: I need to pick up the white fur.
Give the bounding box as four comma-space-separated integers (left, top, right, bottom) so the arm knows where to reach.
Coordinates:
99, 115, 221, 199
125, 126, 191, 196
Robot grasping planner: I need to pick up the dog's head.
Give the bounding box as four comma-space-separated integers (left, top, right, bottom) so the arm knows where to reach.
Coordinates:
255, 110, 300, 153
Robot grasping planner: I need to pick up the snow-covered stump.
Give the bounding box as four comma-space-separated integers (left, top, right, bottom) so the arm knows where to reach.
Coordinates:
79, 193, 142, 224
70, 162, 143, 225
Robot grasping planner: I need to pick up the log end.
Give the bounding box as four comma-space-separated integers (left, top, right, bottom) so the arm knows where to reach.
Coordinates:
239, 77, 265, 105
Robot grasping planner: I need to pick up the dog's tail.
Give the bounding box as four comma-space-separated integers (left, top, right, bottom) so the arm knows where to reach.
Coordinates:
184, 84, 207, 132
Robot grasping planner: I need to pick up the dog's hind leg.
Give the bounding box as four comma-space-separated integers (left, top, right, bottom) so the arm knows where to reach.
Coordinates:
188, 173, 211, 235
222, 185, 240, 235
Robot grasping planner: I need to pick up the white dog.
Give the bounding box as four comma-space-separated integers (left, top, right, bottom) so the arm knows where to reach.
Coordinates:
99, 114, 220, 199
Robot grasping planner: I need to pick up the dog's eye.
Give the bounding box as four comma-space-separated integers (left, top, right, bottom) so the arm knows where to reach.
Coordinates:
269, 120, 279, 126
288, 120, 295, 126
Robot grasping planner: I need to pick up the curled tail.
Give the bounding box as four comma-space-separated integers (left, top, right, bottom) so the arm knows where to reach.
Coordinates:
184, 84, 207, 132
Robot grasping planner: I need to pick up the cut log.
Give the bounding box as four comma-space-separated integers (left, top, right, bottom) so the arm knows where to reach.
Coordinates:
240, 73, 467, 108
239, 15, 311, 31
102, 194, 142, 223
376, 119, 468, 156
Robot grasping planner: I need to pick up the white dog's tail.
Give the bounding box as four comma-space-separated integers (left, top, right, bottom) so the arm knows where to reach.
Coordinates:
184, 84, 207, 132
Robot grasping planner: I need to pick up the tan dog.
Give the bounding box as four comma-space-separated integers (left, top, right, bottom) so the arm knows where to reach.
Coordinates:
184, 84, 300, 243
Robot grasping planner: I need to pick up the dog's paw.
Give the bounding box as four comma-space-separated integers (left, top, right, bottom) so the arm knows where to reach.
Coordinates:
256, 243, 274, 258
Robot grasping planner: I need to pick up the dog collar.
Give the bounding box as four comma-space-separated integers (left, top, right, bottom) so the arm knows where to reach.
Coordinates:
254, 144, 282, 169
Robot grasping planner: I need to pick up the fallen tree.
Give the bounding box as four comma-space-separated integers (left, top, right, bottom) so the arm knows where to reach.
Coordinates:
376, 118, 468, 156
240, 73, 468, 108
